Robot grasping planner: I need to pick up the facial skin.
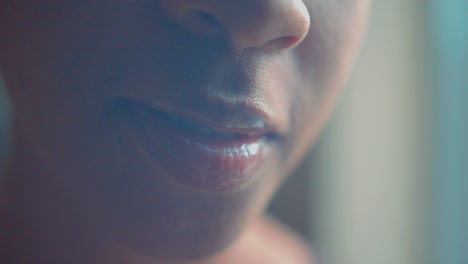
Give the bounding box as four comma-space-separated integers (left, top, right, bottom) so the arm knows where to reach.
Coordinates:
0, 77, 11, 173
0, 0, 369, 263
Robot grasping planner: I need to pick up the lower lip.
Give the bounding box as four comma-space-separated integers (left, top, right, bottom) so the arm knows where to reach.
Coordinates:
116, 99, 271, 191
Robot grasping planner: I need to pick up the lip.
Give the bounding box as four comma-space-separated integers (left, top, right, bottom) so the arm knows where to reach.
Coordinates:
114, 97, 278, 191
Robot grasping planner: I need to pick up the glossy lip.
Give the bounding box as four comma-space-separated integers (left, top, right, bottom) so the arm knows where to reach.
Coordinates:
134, 96, 283, 137
146, 104, 274, 137
115, 97, 278, 191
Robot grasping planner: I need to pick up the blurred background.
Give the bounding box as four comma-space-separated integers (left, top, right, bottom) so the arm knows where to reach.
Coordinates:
270, 0, 467, 264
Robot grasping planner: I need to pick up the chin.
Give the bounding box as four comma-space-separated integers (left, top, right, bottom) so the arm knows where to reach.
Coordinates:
103, 190, 256, 261
119, 224, 241, 261
81, 160, 274, 261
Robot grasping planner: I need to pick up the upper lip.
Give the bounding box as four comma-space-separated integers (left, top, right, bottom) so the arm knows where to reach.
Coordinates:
127, 97, 283, 138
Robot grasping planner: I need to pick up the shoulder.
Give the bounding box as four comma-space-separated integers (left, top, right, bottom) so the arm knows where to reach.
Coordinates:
208, 214, 317, 264
243, 215, 317, 264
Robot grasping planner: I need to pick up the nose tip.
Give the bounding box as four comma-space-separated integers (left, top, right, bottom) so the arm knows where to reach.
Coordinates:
160, 0, 310, 53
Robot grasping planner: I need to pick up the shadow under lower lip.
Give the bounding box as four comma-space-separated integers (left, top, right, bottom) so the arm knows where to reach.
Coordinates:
115, 98, 269, 191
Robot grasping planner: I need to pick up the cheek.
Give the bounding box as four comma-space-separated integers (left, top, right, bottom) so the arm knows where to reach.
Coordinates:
299, 0, 370, 83
280, 0, 370, 173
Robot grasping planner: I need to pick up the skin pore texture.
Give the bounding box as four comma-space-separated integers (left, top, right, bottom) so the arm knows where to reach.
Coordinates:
0, 1, 370, 263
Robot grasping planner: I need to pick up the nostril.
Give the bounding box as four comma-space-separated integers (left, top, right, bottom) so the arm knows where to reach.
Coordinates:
263, 36, 301, 53
160, 0, 310, 53
184, 10, 222, 34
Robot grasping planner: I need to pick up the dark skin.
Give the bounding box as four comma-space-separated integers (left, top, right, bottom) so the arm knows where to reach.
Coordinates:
0, 1, 370, 263
0, 79, 10, 169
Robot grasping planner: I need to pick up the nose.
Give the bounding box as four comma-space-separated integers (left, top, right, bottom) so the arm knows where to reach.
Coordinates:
159, 0, 310, 53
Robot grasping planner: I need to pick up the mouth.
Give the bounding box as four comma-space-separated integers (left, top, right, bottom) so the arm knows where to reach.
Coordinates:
113, 97, 278, 191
